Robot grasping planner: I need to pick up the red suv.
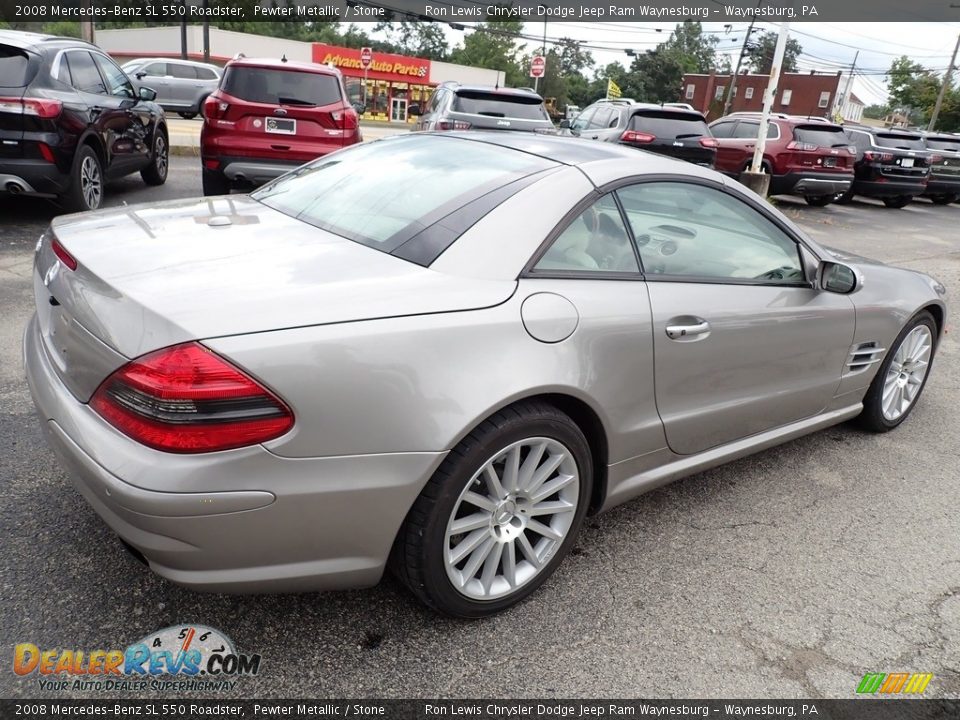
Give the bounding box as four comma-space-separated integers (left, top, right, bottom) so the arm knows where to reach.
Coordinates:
709, 114, 855, 206
200, 57, 361, 195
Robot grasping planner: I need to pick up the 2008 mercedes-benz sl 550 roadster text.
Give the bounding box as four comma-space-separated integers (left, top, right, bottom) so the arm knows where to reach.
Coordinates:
25, 133, 947, 616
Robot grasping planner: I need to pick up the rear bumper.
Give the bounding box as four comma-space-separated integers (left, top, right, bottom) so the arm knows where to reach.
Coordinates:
852, 177, 927, 198
770, 171, 852, 197
0, 159, 67, 197
23, 313, 444, 594
219, 158, 302, 186
923, 176, 960, 197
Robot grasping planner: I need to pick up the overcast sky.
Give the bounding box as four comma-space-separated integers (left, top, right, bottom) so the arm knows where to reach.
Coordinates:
429, 21, 960, 105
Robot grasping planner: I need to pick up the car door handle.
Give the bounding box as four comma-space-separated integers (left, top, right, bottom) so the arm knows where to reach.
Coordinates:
665, 321, 710, 339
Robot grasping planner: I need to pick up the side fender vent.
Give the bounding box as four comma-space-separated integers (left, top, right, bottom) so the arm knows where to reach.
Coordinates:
846, 341, 885, 375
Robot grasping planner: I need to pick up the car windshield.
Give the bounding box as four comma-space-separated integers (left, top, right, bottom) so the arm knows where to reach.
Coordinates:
925, 137, 960, 152
793, 126, 850, 148
452, 91, 550, 121
221, 66, 342, 106
628, 112, 709, 139
875, 133, 925, 150
0, 45, 32, 88
252, 135, 556, 253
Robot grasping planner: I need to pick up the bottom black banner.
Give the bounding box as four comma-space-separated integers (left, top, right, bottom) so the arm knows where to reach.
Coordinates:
2, 699, 958, 720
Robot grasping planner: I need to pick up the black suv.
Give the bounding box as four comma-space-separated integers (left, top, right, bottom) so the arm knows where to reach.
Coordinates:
412, 83, 554, 133
0, 30, 168, 212
921, 132, 960, 205
840, 126, 931, 208
564, 99, 716, 167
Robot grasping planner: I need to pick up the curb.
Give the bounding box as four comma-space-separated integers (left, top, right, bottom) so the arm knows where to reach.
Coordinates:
170, 145, 200, 157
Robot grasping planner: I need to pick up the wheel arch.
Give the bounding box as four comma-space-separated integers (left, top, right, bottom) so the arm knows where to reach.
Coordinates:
76, 130, 107, 169
922, 302, 945, 341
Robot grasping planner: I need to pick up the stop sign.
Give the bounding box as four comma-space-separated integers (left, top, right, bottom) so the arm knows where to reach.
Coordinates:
360, 47, 373, 70
529, 55, 546, 78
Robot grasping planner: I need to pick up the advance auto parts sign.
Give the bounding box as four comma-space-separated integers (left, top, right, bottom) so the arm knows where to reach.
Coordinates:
312, 43, 430, 83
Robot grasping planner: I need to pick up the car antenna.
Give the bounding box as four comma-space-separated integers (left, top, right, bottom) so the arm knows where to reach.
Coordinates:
281, 54, 288, 63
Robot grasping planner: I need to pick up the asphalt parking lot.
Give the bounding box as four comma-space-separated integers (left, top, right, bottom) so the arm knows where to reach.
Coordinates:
1, 157, 959, 700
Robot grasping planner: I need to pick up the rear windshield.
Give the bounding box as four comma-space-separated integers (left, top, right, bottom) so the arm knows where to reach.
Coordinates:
452, 91, 550, 121
252, 135, 555, 254
629, 111, 709, 139
925, 137, 960, 152
221, 66, 342, 106
793, 126, 850, 148
875, 133, 925, 150
0, 46, 33, 88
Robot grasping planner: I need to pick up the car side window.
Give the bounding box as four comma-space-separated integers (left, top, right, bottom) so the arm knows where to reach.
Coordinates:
169, 63, 198, 80
589, 106, 614, 130
615, 182, 805, 284
533, 194, 639, 274
93, 54, 135, 98
195, 66, 218, 81
710, 121, 736, 138
65, 51, 107, 95
733, 121, 758, 138
570, 107, 595, 131
142, 62, 167, 77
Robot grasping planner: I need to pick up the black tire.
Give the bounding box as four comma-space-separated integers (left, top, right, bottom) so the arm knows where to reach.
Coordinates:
140, 128, 168, 186
391, 401, 593, 617
804, 195, 833, 207
856, 311, 938, 433
930, 194, 959, 205
202, 168, 230, 196
882, 195, 912, 208
834, 189, 854, 205
178, 112, 197, 120
61, 144, 103, 212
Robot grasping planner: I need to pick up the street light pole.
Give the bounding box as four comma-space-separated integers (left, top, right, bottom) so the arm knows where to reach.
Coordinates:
722, 1, 762, 117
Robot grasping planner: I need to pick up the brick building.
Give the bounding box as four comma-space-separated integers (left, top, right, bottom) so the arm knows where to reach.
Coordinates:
681, 71, 845, 120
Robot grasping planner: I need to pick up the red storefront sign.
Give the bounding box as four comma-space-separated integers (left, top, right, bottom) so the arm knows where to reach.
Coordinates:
312, 43, 431, 83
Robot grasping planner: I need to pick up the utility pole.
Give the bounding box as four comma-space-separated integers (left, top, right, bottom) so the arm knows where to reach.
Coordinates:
929, 33, 960, 131
831, 50, 858, 121
743, 22, 790, 194
722, 1, 762, 117
79, 0, 94, 44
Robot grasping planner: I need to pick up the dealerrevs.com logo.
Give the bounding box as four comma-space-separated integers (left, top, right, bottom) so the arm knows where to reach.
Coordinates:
13, 625, 261, 692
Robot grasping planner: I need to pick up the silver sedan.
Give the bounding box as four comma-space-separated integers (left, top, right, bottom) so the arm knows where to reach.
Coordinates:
25, 133, 947, 617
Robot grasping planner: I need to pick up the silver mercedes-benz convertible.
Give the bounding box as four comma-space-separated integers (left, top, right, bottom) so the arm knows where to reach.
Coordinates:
25, 132, 946, 617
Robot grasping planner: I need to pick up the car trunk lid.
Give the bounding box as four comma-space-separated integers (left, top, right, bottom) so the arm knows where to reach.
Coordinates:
788, 125, 855, 172
447, 89, 554, 132
621, 110, 716, 166
0, 43, 38, 158
35, 196, 516, 400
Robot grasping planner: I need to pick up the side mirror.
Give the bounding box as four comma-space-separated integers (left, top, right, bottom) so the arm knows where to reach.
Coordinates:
139, 86, 157, 102
559, 119, 571, 129
408, 103, 421, 117
352, 102, 365, 115
818, 260, 859, 294
135, 71, 147, 80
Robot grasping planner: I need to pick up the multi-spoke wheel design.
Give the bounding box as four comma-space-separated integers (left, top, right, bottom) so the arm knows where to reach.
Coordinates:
444, 437, 579, 600
881, 324, 932, 421
392, 402, 592, 617
858, 311, 938, 433
80, 154, 102, 210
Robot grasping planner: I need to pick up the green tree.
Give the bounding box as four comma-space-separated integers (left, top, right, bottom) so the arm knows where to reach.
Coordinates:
887, 55, 941, 125
744, 31, 802, 74
374, 20, 448, 60
863, 104, 889, 120
448, 20, 526, 87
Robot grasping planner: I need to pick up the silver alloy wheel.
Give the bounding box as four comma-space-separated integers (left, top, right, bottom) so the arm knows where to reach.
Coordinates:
882, 324, 933, 421
155, 135, 168, 177
80, 155, 102, 209
444, 437, 580, 601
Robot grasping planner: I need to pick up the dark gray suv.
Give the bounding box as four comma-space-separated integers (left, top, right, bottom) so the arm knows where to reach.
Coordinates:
412, 83, 554, 133
565, 99, 716, 168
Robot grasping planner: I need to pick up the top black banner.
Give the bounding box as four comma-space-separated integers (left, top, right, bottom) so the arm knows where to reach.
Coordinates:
0, 0, 958, 23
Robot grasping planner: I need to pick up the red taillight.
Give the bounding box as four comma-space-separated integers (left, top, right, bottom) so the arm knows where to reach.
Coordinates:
699, 137, 719, 148
38, 142, 55, 163
436, 119, 471, 131
51, 238, 77, 271
786, 140, 818, 151
620, 130, 656, 144
203, 158, 220, 170
864, 151, 894, 162
0, 96, 62, 118
203, 95, 228, 120
90, 342, 294, 453
333, 106, 358, 130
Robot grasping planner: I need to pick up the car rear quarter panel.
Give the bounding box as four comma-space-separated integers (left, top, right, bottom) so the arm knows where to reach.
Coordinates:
204, 281, 665, 466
